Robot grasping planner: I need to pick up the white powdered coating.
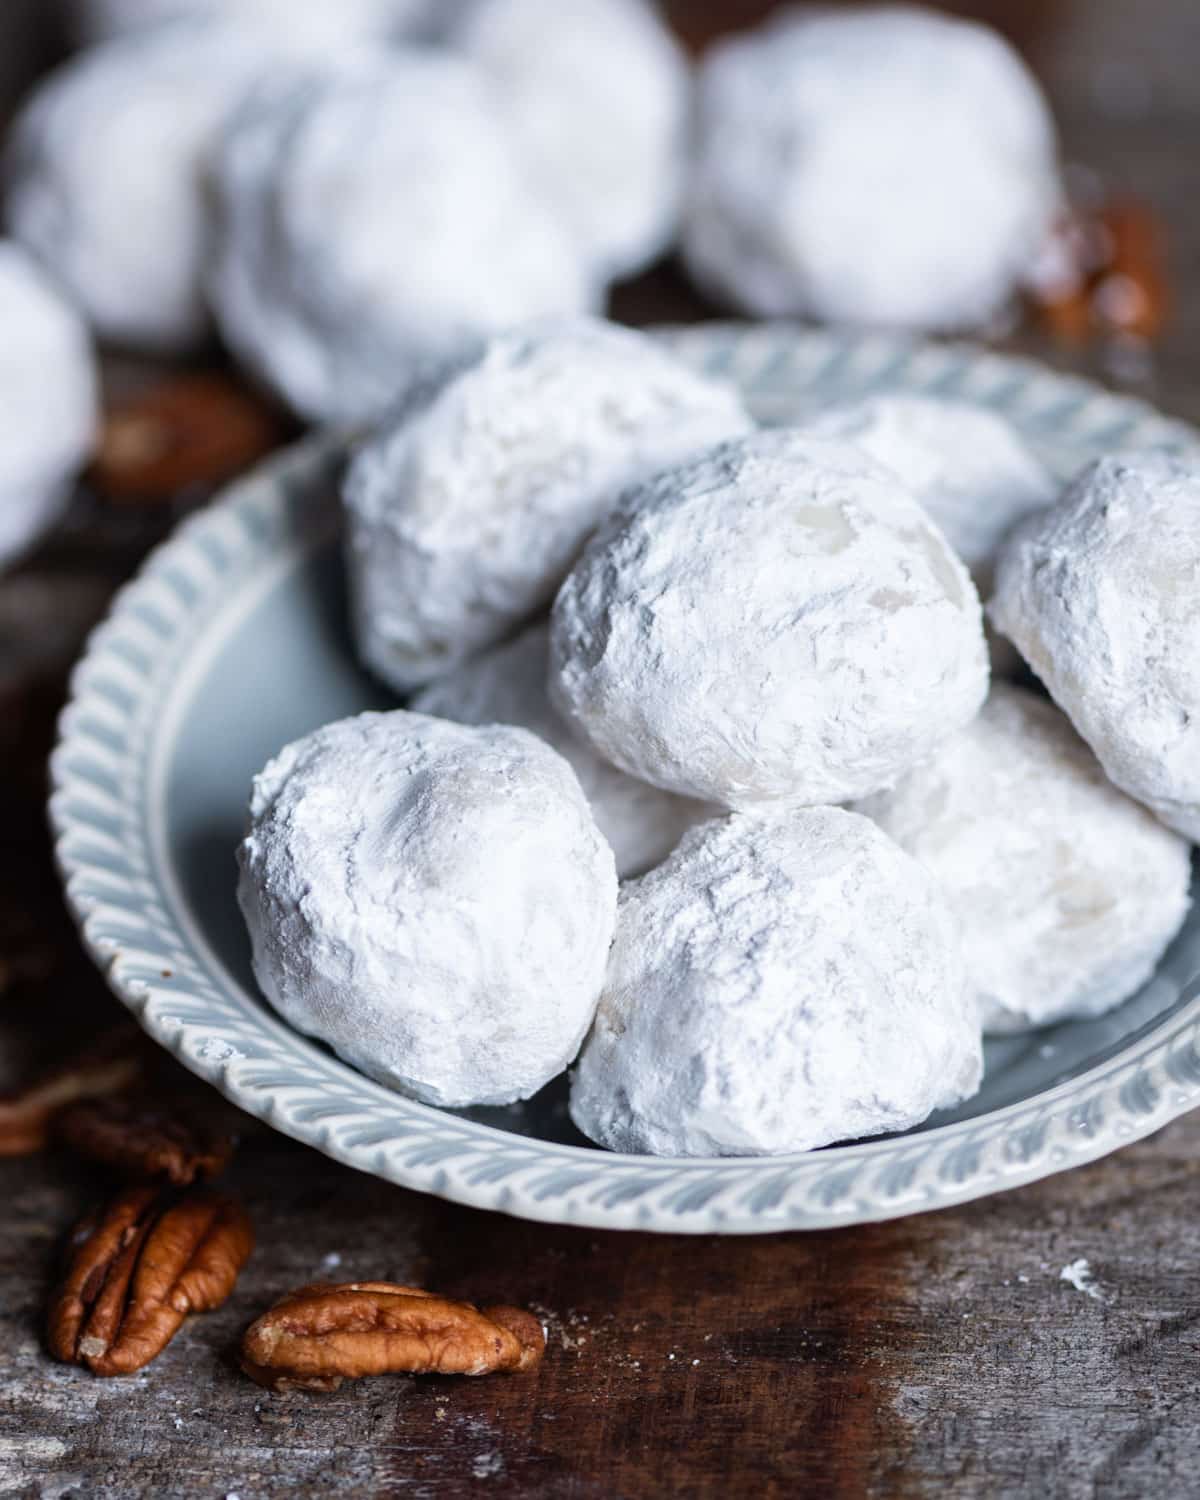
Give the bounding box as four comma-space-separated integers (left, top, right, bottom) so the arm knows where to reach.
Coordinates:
413, 622, 714, 878
569, 806, 982, 1156
802, 395, 1056, 590
446, 0, 689, 279
550, 429, 989, 809
683, 5, 1061, 330
236, 711, 617, 1108
859, 684, 1192, 1034
0, 242, 96, 565
5, 24, 290, 352
990, 454, 1200, 841
344, 319, 751, 688
210, 55, 596, 425
71, 0, 432, 44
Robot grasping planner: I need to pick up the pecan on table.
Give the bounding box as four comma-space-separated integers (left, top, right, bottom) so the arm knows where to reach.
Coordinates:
48, 1184, 254, 1376
90, 373, 287, 506
240, 1281, 546, 1392
0, 1028, 144, 1157
54, 1093, 235, 1185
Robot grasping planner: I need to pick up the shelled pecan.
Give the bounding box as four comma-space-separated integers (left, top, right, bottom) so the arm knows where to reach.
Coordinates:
1032, 194, 1169, 346
0, 1029, 144, 1157
240, 1281, 545, 1392
90, 373, 286, 505
48, 1184, 254, 1376
55, 1093, 235, 1185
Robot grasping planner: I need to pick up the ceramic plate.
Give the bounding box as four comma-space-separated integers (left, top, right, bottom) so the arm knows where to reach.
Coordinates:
51, 325, 1200, 1233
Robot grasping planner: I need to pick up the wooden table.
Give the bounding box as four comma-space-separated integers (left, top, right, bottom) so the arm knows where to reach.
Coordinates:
3, 3, 1200, 1495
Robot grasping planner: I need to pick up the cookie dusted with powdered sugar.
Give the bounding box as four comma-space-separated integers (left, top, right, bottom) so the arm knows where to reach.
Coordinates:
5, 23, 294, 352
444, 0, 689, 280
859, 684, 1192, 1033
569, 806, 982, 1156
210, 56, 596, 425
413, 622, 714, 878
990, 454, 1200, 841
71, 0, 432, 44
803, 395, 1056, 592
237, 712, 617, 1109
344, 319, 751, 690
683, 6, 1061, 331
0, 242, 96, 566
550, 429, 989, 809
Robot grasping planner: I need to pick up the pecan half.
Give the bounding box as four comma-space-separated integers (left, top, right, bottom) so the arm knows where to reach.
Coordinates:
240, 1281, 545, 1392
91, 373, 286, 505
48, 1185, 254, 1376
54, 1093, 235, 1185
1032, 194, 1169, 346
0, 1029, 144, 1157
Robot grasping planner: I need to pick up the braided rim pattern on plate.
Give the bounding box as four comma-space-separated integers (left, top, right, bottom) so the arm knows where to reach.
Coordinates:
50, 325, 1200, 1233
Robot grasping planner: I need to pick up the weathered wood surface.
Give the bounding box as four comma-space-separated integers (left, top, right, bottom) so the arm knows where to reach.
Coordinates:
3, 2, 1200, 1496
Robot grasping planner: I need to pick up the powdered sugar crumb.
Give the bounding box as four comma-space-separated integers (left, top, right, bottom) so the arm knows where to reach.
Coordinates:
1060, 1258, 1108, 1302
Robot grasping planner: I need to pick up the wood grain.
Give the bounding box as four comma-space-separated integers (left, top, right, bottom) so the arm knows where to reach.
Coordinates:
2, 2, 1200, 1496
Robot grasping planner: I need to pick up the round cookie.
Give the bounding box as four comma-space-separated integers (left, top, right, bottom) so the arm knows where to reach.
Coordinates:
344, 318, 750, 689
803, 395, 1056, 591
71, 0, 431, 44
445, 0, 689, 279
413, 622, 713, 878
569, 806, 982, 1157
859, 684, 1192, 1033
550, 429, 989, 809
237, 711, 618, 1109
210, 54, 596, 424
0, 241, 96, 566
5, 23, 295, 352
990, 453, 1200, 841
683, 5, 1060, 330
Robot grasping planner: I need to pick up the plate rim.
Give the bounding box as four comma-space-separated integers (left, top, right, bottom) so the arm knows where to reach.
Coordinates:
49, 322, 1200, 1234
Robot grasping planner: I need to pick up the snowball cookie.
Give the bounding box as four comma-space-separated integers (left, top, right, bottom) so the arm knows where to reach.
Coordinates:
445, 0, 689, 279
550, 429, 989, 809
71, 0, 432, 45
344, 319, 751, 689
0, 243, 96, 566
210, 55, 595, 425
570, 806, 982, 1156
859, 684, 1192, 1034
412, 623, 713, 878
803, 396, 1056, 591
237, 711, 618, 1109
4, 24, 293, 352
683, 5, 1061, 330
991, 454, 1200, 841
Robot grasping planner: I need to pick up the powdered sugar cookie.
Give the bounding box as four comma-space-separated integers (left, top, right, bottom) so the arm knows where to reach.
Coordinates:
71, 0, 431, 44
683, 5, 1060, 330
210, 54, 595, 424
0, 241, 96, 566
803, 394, 1056, 591
237, 711, 617, 1108
445, 0, 688, 279
570, 806, 981, 1156
990, 453, 1200, 841
6, 24, 285, 352
344, 318, 750, 689
550, 429, 989, 808
860, 684, 1192, 1032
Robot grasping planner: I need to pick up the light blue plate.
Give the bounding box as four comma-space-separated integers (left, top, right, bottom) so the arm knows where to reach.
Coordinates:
51, 325, 1200, 1232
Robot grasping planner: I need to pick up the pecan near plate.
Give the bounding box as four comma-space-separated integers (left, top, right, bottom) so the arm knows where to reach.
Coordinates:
90, 373, 287, 506
240, 1281, 546, 1392
0, 1028, 144, 1157
48, 1184, 254, 1376
54, 1093, 235, 1185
